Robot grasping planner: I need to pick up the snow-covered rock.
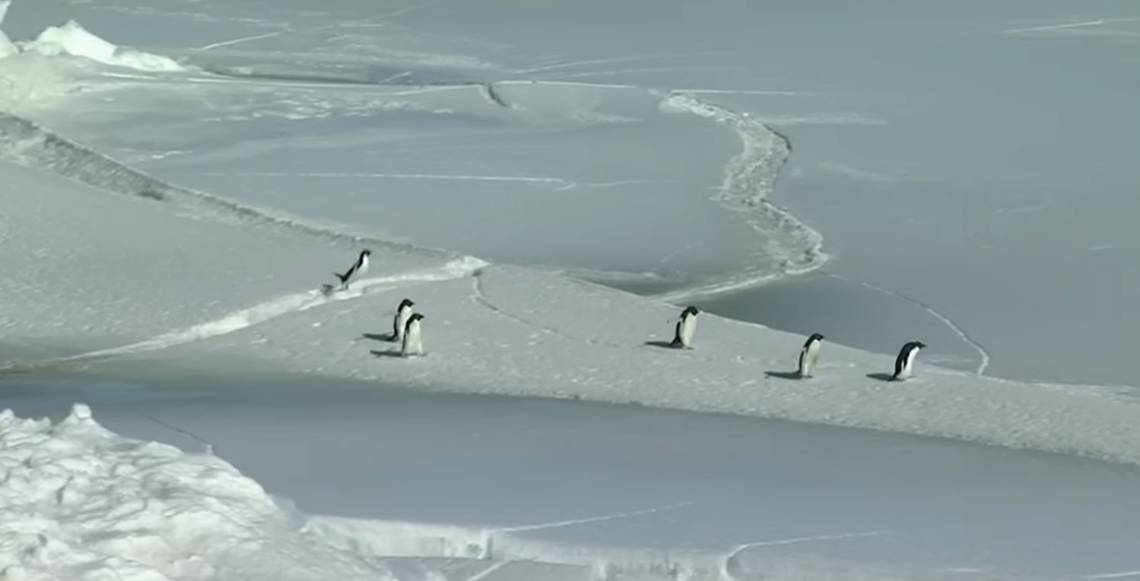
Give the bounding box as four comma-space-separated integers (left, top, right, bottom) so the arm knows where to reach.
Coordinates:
0, 405, 380, 581
19, 20, 184, 72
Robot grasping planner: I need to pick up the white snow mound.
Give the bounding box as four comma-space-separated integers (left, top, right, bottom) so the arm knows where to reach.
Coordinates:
0, 1, 14, 59
18, 20, 183, 72
0, 405, 395, 581
0, 31, 14, 59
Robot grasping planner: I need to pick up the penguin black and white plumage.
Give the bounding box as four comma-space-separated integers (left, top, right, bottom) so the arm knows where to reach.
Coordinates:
392, 298, 415, 342
402, 313, 425, 357
335, 250, 371, 290
892, 341, 926, 381
671, 306, 700, 349
797, 333, 825, 378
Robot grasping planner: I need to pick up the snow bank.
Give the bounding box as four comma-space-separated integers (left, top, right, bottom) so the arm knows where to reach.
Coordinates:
0, 31, 15, 59
6, 405, 929, 581
0, 405, 393, 581
18, 20, 184, 72
0, 2, 15, 58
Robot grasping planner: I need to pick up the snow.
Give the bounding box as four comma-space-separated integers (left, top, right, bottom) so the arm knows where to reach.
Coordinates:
1, 134, 1136, 464
0, 2, 15, 58
0, 404, 390, 581
18, 20, 184, 72
2, 0, 1140, 578
0, 7, 184, 73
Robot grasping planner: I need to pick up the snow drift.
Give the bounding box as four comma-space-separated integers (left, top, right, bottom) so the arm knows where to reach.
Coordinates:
3, 19, 184, 72
0, 2, 15, 58
0, 405, 961, 581
0, 405, 388, 581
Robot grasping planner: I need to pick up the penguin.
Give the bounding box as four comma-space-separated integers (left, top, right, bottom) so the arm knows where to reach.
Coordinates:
797, 333, 825, 378
892, 341, 926, 381
671, 306, 700, 349
392, 298, 415, 342
402, 313, 425, 357
334, 250, 371, 290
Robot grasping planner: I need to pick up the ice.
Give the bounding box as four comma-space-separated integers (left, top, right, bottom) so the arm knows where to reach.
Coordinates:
0, 405, 375, 580
0, 1, 15, 58
2, 0, 1140, 578
0, 404, 936, 580
23, 21, 182, 72
131, 263, 1140, 466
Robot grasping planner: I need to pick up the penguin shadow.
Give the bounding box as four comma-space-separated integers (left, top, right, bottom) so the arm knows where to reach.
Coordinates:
361, 332, 397, 343
370, 349, 406, 359
866, 372, 896, 382
647, 339, 688, 348
765, 370, 804, 380
320, 283, 338, 297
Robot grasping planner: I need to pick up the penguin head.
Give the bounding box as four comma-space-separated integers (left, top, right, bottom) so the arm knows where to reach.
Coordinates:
681, 306, 700, 318
361, 249, 372, 258
399, 298, 415, 309
913, 341, 926, 350
409, 313, 425, 322
808, 333, 825, 342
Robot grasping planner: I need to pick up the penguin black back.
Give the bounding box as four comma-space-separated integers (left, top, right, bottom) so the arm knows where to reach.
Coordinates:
336, 249, 372, 285
893, 341, 926, 379
803, 333, 825, 348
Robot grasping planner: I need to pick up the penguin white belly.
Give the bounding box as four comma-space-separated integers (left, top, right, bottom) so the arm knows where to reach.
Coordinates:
394, 308, 412, 340
799, 344, 820, 377
897, 350, 918, 380
678, 317, 697, 348
402, 321, 423, 356
359, 255, 370, 275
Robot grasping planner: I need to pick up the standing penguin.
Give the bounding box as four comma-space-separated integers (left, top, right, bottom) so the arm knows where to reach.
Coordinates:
892, 341, 926, 381
392, 298, 415, 342
797, 333, 825, 378
402, 313, 425, 357
334, 249, 371, 290
671, 306, 700, 349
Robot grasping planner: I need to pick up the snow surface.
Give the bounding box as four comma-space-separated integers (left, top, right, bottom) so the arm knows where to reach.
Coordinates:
1, 403, 584, 581
0, 2, 13, 58
0, 404, 355, 580
3, 0, 1140, 578
8, 377, 1140, 581
18, 20, 184, 72
0, 135, 1137, 464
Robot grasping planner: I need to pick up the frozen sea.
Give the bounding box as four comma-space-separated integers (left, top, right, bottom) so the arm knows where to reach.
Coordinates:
6, 0, 1140, 384
3, 0, 1140, 579
5, 369, 1140, 580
